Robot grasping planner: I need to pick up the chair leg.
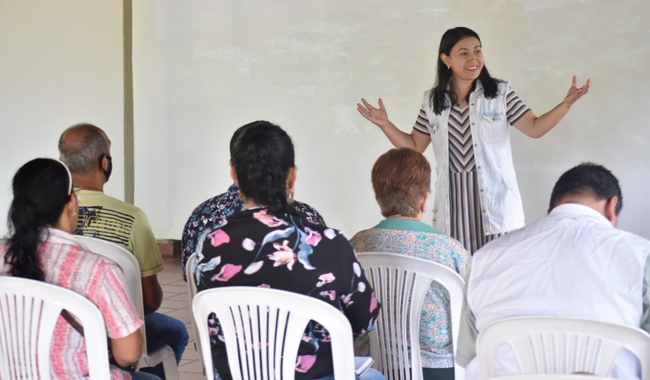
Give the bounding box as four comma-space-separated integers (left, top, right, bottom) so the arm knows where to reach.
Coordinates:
162, 354, 180, 380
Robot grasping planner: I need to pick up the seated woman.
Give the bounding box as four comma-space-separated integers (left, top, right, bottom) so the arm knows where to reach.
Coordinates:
350, 148, 471, 380
0, 158, 155, 380
194, 121, 384, 380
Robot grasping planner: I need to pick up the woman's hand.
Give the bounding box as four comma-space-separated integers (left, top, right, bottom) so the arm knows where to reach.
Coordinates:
562, 76, 590, 107
514, 76, 591, 138
357, 97, 431, 152
357, 98, 389, 129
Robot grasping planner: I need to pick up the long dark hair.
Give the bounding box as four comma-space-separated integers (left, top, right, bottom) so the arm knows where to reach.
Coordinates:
4, 158, 73, 280
231, 121, 298, 216
430, 27, 500, 115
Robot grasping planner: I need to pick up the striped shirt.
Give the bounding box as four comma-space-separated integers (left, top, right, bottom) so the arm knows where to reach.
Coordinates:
0, 229, 143, 380
75, 189, 164, 278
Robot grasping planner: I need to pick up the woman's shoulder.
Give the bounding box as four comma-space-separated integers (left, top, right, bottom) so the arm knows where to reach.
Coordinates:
40, 231, 119, 279
496, 79, 510, 91
234, 208, 337, 232
422, 88, 437, 106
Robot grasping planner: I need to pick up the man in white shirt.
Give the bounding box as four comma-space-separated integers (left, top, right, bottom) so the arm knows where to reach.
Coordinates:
456, 162, 650, 379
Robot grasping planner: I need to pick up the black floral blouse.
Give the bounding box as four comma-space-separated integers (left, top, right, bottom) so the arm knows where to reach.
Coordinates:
195, 208, 380, 380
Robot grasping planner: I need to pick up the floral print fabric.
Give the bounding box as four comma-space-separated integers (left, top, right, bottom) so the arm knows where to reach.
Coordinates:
350, 218, 470, 369
181, 183, 326, 281
196, 208, 379, 380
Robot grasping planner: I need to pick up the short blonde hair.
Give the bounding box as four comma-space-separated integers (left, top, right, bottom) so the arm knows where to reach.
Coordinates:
371, 148, 431, 218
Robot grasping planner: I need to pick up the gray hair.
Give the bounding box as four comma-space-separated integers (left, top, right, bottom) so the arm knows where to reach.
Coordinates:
58, 123, 109, 174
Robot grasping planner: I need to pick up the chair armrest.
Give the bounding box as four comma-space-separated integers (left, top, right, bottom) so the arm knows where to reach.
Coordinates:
136, 345, 179, 380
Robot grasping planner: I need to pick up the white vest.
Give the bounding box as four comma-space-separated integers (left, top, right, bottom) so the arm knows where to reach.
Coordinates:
422, 81, 525, 235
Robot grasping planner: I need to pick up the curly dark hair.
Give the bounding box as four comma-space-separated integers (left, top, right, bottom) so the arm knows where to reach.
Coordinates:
231, 121, 299, 216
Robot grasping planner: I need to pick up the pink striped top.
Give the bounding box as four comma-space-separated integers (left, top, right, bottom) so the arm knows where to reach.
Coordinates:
1, 228, 143, 380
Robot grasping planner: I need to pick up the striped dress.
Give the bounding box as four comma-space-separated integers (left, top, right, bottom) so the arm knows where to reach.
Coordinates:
414, 86, 530, 253
0, 228, 142, 380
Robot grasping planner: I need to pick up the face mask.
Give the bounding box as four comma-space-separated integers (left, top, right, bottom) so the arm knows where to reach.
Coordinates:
100, 154, 113, 183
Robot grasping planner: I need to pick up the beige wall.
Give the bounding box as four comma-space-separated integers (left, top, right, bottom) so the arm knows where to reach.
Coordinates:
1, 0, 649, 240
0, 1, 125, 237
133, 0, 650, 239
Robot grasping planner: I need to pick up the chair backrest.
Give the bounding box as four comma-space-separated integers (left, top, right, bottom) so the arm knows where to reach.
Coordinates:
186, 252, 199, 301
77, 236, 144, 318
479, 375, 614, 380
76, 236, 147, 349
0, 276, 111, 380
192, 286, 357, 380
185, 252, 205, 372
357, 252, 465, 380
477, 316, 650, 379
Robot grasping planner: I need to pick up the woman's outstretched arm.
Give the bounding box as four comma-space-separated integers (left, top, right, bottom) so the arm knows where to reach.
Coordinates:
514, 76, 590, 138
357, 98, 431, 153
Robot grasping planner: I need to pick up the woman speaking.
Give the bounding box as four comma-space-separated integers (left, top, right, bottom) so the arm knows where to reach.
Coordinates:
357, 26, 590, 253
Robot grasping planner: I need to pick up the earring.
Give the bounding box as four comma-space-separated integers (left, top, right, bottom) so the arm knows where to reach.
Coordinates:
287, 188, 294, 203
447, 66, 451, 70
238, 190, 246, 202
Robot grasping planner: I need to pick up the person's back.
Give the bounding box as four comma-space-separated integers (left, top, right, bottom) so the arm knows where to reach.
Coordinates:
58, 123, 165, 293
350, 148, 470, 379
351, 220, 470, 365
58, 123, 188, 377
1, 158, 145, 380
470, 204, 649, 327
469, 204, 648, 376
457, 163, 650, 379
198, 209, 379, 379
180, 121, 326, 282
181, 183, 326, 281
0, 228, 143, 379
194, 120, 384, 380
75, 189, 164, 277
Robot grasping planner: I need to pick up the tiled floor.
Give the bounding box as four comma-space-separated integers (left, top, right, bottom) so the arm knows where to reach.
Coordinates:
159, 255, 206, 380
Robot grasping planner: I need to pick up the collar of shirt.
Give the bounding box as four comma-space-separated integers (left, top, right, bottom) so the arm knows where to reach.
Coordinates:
548, 203, 613, 227
42, 227, 87, 249
374, 218, 443, 235
227, 183, 248, 211
226, 183, 240, 197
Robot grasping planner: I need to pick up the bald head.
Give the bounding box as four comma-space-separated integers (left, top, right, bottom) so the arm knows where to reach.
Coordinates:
58, 123, 110, 174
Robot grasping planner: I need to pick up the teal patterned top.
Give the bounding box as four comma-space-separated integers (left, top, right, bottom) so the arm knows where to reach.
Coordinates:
350, 218, 471, 368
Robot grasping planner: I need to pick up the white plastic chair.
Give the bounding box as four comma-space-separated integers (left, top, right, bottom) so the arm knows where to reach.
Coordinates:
192, 286, 357, 380
476, 316, 650, 379
481, 376, 613, 380
357, 252, 465, 380
77, 236, 179, 379
0, 276, 111, 380
185, 252, 206, 375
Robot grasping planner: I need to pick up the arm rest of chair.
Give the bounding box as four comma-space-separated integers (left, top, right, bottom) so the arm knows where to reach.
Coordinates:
136, 345, 179, 380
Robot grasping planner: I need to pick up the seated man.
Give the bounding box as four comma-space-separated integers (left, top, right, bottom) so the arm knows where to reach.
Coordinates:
350, 147, 471, 380
181, 123, 326, 281
59, 123, 189, 378
457, 163, 650, 379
